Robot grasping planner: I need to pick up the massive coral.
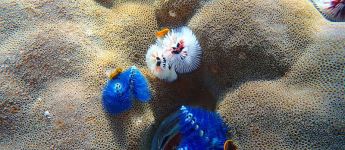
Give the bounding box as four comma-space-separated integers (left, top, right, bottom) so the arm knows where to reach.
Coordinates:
0, 0, 344, 149
188, 0, 324, 93
218, 29, 345, 148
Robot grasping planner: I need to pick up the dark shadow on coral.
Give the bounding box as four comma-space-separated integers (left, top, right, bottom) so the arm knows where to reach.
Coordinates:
145, 69, 219, 149
149, 70, 218, 116
94, 0, 114, 8
201, 44, 289, 101
155, 0, 209, 28
145, 41, 290, 148
106, 100, 146, 149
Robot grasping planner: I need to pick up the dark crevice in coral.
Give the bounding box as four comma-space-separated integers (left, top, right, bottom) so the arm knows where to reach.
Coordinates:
201, 44, 290, 103
155, 0, 209, 28
146, 69, 222, 149
107, 115, 128, 149
146, 40, 291, 148
107, 100, 146, 149
94, 0, 114, 8
149, 71, 218, 117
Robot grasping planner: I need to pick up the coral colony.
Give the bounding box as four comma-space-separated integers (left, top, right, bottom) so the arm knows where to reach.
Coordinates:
146, 26, 202, 82
151, 106, 236, 150
102, 26, 231, 149
311, 0, 345, 21
102, 66, 151, 115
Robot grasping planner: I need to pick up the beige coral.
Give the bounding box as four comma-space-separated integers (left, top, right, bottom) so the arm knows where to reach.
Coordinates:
0, 0, 160, 149
0, 0, 344, 149
188, 0, 325, 93
217, 23, 345, 149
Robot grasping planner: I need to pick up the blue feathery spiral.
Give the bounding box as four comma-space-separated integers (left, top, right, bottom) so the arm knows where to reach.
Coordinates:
130, 66, 151, 102
151, 105, 230, 150
177, 106, 228, 150
102, 66, 151, 115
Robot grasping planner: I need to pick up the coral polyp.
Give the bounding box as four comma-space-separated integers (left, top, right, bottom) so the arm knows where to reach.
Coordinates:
151, 105, 234, 150
311, 0, 345, 21
102, 66, 151, 115
146, 26, 202, 82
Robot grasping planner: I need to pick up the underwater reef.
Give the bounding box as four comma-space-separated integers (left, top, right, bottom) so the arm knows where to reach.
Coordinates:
0, 0, 344, 149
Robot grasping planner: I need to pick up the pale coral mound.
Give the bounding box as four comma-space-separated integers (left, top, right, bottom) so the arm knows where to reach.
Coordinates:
188, 0, 324, 94
218, 34, 345, 148
0, 0, 344, 149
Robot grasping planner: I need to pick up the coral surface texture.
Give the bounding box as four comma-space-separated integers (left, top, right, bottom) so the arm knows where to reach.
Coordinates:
0, 0, 344, 149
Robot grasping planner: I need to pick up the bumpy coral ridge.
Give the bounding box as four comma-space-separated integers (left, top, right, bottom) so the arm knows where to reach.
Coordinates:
0, 0, 344, 149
